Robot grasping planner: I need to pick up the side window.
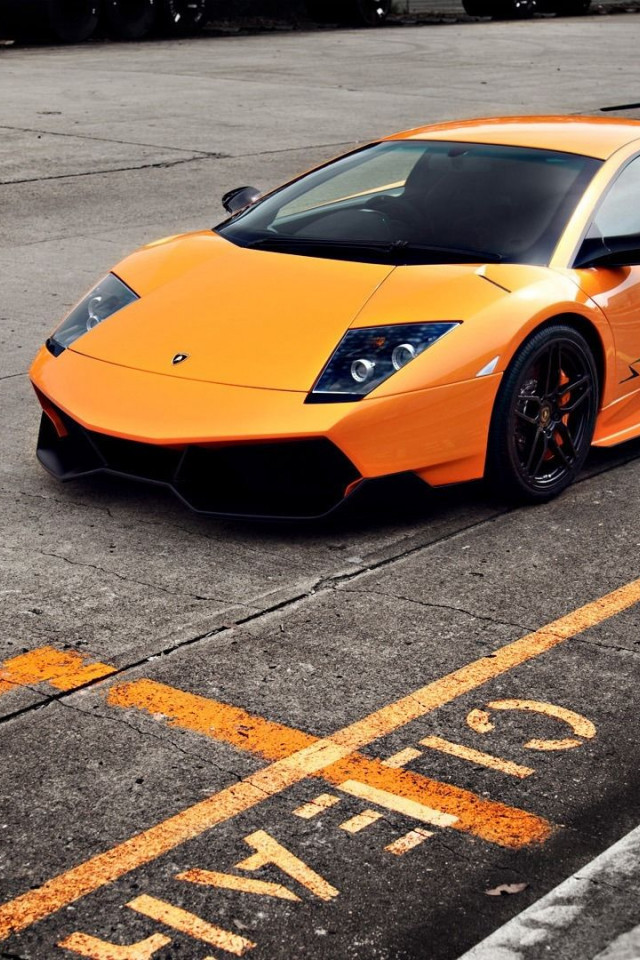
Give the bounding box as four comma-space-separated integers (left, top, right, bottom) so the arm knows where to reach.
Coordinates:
590, 155, 640, 239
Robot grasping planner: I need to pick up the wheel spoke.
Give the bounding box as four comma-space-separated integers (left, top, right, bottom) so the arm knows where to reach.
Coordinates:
560, 376, 591, 413
544, 343, 561, 396
525, 429, 547, 475
515, 408, 539, 425
563, 374, 590, 395
557, 421, 578, 460
549, 434, 572, 469
560, 387, 591, 414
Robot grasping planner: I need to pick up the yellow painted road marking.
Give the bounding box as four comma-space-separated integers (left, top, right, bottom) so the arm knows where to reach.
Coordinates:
292, 794, 341, 819
127, 895, 255, 955
339, 810, 384, 833
108, 679, 312, 762
385, 828, 434, 856
177, 869, 300, 902
419, 736, 535, 779
2, 576, 639, 940
466, 709, 495, 734
236, 831, 339, 901
381, 747, 423, 768
483, 699, 597, 751
325, 754, 543, 846
0, 647, 115, 697
338, 780, 459, 828
58, 932, 171, 959
108, 679, 551, 847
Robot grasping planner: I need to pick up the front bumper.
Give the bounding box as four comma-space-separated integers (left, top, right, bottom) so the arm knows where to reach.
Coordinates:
30, 346, 501, 518
36, 406, 361, 519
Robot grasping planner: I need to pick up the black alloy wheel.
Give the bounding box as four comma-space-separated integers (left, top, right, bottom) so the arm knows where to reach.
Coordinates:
158, 0, 208, 34
104, 0, 156, 39
487, 325, 598, 502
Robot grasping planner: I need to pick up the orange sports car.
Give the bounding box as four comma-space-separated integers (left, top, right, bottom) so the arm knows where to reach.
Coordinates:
30, 115, 640, 518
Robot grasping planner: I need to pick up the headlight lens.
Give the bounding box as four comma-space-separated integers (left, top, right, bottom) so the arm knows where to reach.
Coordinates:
46, 273, 138, 355
309, 322, 460, 401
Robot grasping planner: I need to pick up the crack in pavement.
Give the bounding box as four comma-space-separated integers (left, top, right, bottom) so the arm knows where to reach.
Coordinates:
56, 696, 247, 783
36, 549, 253, 606
0, 123, 218, 155
8, 489, 115, 520
0, 130, 353, 187
0, 584, 313, 729
0, 373, 26, 382
0, 510, 509, 728
572, 635, 640, 657
1, 153, 229, 187
342, 587, 531, 634
6, 489, 313, 564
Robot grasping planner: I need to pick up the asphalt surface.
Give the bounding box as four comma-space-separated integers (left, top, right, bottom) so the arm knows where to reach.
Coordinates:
2, 15, 640, 960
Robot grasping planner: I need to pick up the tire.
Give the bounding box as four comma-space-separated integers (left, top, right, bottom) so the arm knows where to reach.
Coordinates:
158, 0, 208, 35
490, 0, 537, 17
103, 0, 156, 38
486, 325, 599, 503
462, 0, 493, 14
1, 0, 98, 41
555, 0, 591, 13
309, 0, 391, 25
49, 0, 99, 39
350, 0, 391, 25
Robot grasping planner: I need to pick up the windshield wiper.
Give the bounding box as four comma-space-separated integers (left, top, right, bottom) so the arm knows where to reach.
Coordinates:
391, 242, 503, 263
246, 236, 404, 253
243, 235, 502, 263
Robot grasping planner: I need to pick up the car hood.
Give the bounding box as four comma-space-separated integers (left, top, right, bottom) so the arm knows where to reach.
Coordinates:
70, 231, 505, 392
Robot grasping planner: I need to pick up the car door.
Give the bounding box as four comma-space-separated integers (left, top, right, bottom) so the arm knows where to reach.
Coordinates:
573, 153, 640, 401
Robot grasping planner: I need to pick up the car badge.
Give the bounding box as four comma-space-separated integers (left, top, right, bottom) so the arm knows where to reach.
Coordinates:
172, 353, 189, 365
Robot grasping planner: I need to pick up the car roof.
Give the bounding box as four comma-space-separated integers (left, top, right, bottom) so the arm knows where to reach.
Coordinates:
387, 116, 640, 161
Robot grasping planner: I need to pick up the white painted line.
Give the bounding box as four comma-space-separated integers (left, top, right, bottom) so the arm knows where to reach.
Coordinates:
456, 824, 640, 959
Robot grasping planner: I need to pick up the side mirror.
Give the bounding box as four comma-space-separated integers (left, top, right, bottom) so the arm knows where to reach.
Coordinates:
221, 186, 261, 216
575, 233, 640, 269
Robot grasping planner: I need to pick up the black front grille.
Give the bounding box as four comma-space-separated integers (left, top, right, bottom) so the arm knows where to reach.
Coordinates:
36, 407, 360, 519
90, 433, 183, 484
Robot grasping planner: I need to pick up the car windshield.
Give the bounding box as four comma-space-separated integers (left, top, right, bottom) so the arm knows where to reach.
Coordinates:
216, 140, 600, 266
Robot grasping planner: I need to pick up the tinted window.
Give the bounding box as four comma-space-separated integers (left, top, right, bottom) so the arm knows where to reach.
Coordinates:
218, 140, 600, 266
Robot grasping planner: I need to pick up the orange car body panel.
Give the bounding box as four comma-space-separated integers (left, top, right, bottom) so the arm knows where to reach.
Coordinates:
30, 344, 499, 483
389, 115, 640, 161
29, 116, 640, 499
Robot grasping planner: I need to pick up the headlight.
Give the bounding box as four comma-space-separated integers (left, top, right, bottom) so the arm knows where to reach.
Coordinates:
308, 322, 460, 401
46, 274, 138, 355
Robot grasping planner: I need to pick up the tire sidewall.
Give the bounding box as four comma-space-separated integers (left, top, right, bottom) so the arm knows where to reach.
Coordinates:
104, 0, 156, 40
48, 0, 99, 41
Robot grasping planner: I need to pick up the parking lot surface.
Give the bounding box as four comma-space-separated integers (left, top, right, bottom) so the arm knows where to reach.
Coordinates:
2, 15, 640, 959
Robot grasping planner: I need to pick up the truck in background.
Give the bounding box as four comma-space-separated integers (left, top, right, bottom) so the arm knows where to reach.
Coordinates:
0, 0, 592, 45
